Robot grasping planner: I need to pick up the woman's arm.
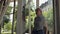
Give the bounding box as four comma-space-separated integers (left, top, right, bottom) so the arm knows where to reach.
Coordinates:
44, 21, 48, 34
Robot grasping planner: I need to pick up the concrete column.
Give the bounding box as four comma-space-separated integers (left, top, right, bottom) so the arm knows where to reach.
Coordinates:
16, 0, 23, 34
36, 0, 39, 8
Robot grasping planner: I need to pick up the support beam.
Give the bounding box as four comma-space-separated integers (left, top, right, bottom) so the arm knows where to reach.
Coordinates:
57, 0, 60, 34
36, 0, 39, 8
53, 0, 57, 34
54, 0, 60, 34
16, 0, 23, 34
28, 4, 31, 34
28, 0, 32, 34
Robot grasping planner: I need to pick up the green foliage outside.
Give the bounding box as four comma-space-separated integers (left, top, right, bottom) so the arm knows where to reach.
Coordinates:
4, 22, 12, 31
43, 8, 54, 31
1, 0, 54, 34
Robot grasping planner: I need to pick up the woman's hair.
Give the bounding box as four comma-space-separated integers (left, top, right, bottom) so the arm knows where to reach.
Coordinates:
35, 8, 42, 14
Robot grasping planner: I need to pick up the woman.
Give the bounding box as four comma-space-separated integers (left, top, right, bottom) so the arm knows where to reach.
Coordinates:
32, 8, 48, 34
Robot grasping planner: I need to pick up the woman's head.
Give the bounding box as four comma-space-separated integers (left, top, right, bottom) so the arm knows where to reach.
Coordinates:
35, 8, 42, 16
